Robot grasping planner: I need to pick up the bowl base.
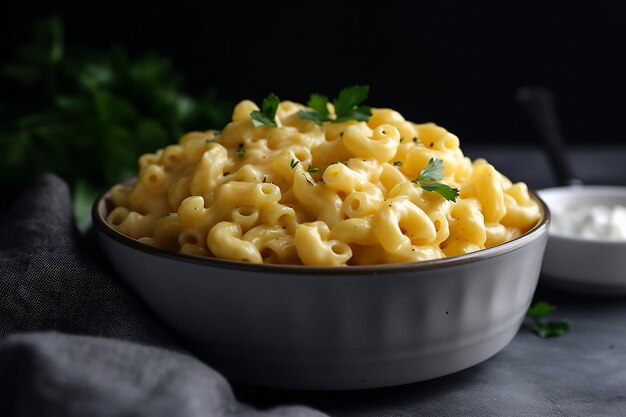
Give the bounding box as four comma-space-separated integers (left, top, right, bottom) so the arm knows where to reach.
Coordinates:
192, 320, 522, 390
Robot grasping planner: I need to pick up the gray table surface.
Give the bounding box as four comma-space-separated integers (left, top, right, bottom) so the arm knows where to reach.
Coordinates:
235, 146, 626, 417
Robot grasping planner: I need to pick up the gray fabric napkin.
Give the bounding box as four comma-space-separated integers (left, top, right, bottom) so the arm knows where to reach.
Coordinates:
0, 174, 327, 417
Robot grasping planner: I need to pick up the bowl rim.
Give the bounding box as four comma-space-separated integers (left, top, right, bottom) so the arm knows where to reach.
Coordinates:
92, 182, 550, 276
537, 184, 626, 199
545, 232, 626, 246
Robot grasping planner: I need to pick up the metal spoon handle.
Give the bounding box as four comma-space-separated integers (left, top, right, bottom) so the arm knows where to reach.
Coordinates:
516, 86, 581, 186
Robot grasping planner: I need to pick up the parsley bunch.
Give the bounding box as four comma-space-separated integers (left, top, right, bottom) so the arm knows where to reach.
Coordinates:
298, 85, 372, 124
0, 17, 231, 229
411, 159, 460, 202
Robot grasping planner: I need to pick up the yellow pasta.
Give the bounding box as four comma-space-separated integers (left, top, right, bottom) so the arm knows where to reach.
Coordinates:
295, 222, 352, 266
107, 93, 541, 265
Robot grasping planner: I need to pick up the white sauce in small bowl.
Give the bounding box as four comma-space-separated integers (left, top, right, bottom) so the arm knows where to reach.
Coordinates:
551, 204, 626, 240
537, 185, 626, 293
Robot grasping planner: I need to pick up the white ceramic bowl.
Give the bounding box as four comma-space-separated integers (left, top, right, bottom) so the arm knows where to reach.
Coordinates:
538, 185, 626, 294
93, 190, 549, 390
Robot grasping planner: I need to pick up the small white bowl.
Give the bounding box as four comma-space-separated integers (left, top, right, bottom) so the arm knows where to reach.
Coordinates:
93, 188, 549, 390
538, 185, 626, 295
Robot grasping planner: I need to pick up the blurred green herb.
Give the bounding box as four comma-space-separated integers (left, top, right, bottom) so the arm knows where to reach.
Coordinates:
526, 301, 571, 338
1, 17, 231, 229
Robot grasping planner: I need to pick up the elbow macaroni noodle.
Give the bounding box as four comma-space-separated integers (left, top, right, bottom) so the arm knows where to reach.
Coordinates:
107, 100, 541, 266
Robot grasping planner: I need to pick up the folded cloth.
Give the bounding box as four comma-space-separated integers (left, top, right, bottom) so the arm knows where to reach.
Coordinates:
0, 174, 328, 417
0, 174, 174, 346
0, 332, 326, 417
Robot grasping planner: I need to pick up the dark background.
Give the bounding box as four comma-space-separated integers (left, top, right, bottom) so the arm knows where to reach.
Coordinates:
3, 1, 626, 146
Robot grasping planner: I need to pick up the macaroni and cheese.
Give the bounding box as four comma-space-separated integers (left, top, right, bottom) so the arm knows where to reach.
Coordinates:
106, 98, 541, 265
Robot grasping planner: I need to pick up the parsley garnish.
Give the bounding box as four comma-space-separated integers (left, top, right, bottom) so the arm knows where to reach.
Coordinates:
236, 144, 245, 158
526, 301, 571, 338
302, 173, 314, 185
290, 158, 299, 169
250, 93, 279, 127
298, 85, 372, 125
411, 158, 459, 202
417, 158, 444, 181
301, 94, 329, 123
307, 167, 320, 173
